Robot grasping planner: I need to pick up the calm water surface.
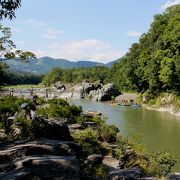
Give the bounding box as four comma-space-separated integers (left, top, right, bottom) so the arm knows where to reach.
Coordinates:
70, 99, 180, 171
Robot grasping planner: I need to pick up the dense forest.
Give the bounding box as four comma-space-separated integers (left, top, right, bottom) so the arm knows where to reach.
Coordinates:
42, 66, 111, 85
110, 5, 180, 95
0, 67, 43, 85
42, 5, 180, 97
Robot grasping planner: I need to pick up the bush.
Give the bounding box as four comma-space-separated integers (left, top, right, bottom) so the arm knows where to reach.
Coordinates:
72, 128, 102, 155
48, 98, 69, 106
82, 164, 108, 179
99, 124, 119, 142
154, 150, 177, 176
115, 133, 176, 176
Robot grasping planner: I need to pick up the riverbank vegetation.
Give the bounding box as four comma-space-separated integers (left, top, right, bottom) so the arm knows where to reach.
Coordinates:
110, 5, 180, 96
42, 66, 110, 85
41, 5, 180, 106
0, 96, 177, 178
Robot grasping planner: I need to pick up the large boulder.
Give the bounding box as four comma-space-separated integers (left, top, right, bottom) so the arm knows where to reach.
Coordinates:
88, 83, 120, 101
86, 154, 103, 165
34, 120, 73, 141
82, 82, 102, 94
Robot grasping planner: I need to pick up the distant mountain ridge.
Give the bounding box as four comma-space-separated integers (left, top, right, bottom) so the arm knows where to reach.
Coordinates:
6, 56, 119, 73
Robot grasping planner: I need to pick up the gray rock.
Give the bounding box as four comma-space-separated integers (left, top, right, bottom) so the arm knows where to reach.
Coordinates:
109, 167, 143, 180
86, 154, 103, 165
84, 122, 98, 129
34, 120, 73, 141
167, 172, 180, 180
88, 83, 120, 101
0, 139, 81, 179
54, 81, 66, 91
68, 124, 84, 131
0, 155, 80, 180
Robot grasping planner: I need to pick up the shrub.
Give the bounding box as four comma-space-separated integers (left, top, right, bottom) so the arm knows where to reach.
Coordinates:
72, 128, 101, 155
48, 98, 69, 106
154, 150, 177, 176
99, 124, 119, 142
82, 164, 108, 179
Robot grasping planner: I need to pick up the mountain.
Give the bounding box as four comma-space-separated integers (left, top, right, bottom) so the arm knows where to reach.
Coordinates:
6, 56, 107, 73
106, 59, 120, 67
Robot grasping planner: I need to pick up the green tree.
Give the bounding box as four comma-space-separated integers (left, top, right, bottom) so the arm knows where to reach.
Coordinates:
0, 0, 36, 85
0, 0, 21, 20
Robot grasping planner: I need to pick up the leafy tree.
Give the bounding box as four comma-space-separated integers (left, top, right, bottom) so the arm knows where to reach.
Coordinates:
0, 0, 36, 85
111, 5, 180, 95
0, 0, 21, 20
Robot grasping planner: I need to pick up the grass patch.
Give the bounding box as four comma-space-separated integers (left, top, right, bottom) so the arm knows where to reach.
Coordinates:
0, 84, 43, 89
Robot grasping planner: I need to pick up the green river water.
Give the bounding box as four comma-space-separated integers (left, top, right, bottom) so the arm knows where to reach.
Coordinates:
70, 99, 180, 171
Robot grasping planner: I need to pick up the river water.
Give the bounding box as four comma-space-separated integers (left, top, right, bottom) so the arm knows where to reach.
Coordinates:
70, 99, 180, 171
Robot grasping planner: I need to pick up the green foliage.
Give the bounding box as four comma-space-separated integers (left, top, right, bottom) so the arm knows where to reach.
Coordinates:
0, 12, 36, 85
116, 134, 129, 159
47, 98, 69, 106
16, 116, 31, 138
1, 70, 43, 85
99, 124, 119, 142
0, 0, 21, 20
42, 66, 110, 85
0, 96, 30, 120
37, 98, 82, 119
111, 5, 180, 94
115, 133, 176, 176
72, 128, 102, 155
82, 164, 108, 179
154, 150, 177, 176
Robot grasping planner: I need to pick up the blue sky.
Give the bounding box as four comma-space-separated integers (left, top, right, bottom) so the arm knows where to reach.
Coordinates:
2, 0, 180, 63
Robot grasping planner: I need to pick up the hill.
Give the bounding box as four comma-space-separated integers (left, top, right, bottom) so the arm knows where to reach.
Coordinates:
6, 56, 106, 73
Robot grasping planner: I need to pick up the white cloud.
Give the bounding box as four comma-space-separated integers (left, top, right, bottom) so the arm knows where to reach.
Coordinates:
125, 31, 142, 37
161, 0, 180, 9
25, 19, 46, 26
34, 39, 126, 63
41, 28, 63, 39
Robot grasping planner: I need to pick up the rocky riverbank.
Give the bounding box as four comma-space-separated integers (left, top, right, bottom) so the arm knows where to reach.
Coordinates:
142, 93, 180, 117
0, 81, 121, 101
0, 95, 179, 179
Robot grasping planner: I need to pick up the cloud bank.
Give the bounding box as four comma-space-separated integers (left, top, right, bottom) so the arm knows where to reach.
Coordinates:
34, 39, 126, 63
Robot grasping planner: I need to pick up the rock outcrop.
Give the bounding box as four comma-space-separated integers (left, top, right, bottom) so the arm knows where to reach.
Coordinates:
87, 83, 120, 101
109, 167, 143, 180
0, 119, 82, 180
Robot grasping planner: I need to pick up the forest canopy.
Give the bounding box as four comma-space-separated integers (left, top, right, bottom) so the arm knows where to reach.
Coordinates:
109, 5, 180, 95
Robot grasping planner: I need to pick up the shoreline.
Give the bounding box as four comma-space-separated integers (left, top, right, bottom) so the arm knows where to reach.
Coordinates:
143, 104, 180, 117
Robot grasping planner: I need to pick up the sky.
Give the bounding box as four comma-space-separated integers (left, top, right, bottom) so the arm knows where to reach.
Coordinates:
2, 0, 180, 63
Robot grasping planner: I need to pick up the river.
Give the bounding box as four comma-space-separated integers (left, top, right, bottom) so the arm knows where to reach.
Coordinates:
69, 99, 180, 171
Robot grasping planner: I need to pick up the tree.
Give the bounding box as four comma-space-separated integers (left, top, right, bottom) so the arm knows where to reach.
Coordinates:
0, 0, 36, 85
0, 0, 21, 20
111, 5, 180, 95
0, 24, 36, 62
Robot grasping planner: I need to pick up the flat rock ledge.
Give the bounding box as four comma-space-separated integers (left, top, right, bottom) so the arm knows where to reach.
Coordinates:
0, 139, 81, 180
